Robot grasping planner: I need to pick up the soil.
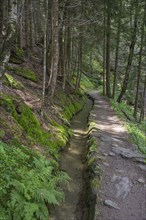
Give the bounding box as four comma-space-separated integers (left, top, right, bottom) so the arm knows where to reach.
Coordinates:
52, 91, 146, 220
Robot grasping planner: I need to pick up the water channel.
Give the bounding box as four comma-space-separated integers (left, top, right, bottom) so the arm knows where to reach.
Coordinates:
53, 98, 93, 220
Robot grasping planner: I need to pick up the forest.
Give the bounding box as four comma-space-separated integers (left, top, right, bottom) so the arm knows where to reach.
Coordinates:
0, 0, 145, 219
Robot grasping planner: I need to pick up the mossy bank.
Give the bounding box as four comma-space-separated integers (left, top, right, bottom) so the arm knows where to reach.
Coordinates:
0, 62, 93, 219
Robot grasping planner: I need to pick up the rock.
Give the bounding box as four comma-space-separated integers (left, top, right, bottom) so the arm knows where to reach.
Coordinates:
102, 152, 108, 157
134, 157, 146, 163
111, 145, 146, 161
97, 155, 106, 161
99, 134, 112, 142
138, 178, 145, 184
109, 152, 116, 157
138, 164, 146, 171
103, 162, 109, 167
111, 175, 133, 198
104, 200, 120, 210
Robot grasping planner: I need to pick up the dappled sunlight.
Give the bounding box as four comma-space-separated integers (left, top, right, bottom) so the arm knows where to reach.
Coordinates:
15, 89, 41, 109
73, 128, 87, 136
68, 146, 82, 156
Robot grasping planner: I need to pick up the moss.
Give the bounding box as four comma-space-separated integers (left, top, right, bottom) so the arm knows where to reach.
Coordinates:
0, 97, 23, 140
86, 136, 101, 220
51, 119, 69, 149
91, 178, 100, 190
12, 67, 37, 82
0, 129, 5, 138
0, 94, 18, 119
10, 47, 24, 64
59, 92, 84, 123
80, 74, 95, 91
15, 104, 49, 146
15, 47, 24, 59
3, 73, 24, 89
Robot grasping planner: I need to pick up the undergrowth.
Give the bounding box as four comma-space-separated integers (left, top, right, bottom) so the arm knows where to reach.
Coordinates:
0, 68, 95, 219
0, 141, 70, 220
0, 89, 85, 219
111, 100, 146, 155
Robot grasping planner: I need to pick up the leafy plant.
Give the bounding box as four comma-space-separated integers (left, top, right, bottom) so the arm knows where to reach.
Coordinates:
0, 141, 70, 220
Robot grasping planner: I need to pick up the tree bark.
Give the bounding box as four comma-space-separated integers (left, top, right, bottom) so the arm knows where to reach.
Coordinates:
139, 76, 146, 122
112, 0, 122, 98
17, 0, 24, 49
0, 0, 17, 80
75, 41, 82, 92
0, 0, 3, 35
102, 0, 106, 96
117, 0, 138, 103
75, 3, 83, 92
42, 0, 49, 110
48, 0, 59, 99
105, 0, 111, 98
24, 0, 29, 55
29, 0, 35, 49
133, 1, 146, 119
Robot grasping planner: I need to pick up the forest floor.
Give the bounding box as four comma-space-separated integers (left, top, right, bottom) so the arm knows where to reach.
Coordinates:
52, 91, 146, 220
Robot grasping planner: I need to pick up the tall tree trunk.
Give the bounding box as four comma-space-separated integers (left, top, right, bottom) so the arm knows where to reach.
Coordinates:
133, 1, 146, 119
17, 0, 24, 49
48, 0, 59, 99
29, 0, 35, 49
112, 0, 122, 98
75, 41, 82, 92
0, 0, 3, 34
102, 0, 106, 96
25, 0, 29, 55
42, 0, 49, 110
105, 0, 111, 98
117, 0, 138, 103
75, 3, 83, 92
62, 3, 68, 90
67, 27, 71, 83
139, 76, 146, 122
0, 0, 17, 80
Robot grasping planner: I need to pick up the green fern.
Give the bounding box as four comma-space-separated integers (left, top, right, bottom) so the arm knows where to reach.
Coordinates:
0, 141, 70, 219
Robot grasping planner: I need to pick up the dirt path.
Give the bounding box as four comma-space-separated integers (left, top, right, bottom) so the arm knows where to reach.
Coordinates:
88, 91, 146, 220
52, 99, 93, 220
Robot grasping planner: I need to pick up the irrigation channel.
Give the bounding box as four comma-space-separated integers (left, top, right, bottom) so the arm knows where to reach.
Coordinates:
53, 97, 94, 220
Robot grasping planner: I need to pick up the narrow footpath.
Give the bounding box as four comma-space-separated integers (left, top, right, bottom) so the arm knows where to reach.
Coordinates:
52, 91, 146, 220
89, 91, 146, 220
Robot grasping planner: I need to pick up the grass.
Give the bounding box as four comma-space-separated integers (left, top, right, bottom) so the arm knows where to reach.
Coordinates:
111, 100, 146, 155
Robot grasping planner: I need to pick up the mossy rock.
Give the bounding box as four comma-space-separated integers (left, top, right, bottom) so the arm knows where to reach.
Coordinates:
12, 67, 37, 82
3, 73, 24, 90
